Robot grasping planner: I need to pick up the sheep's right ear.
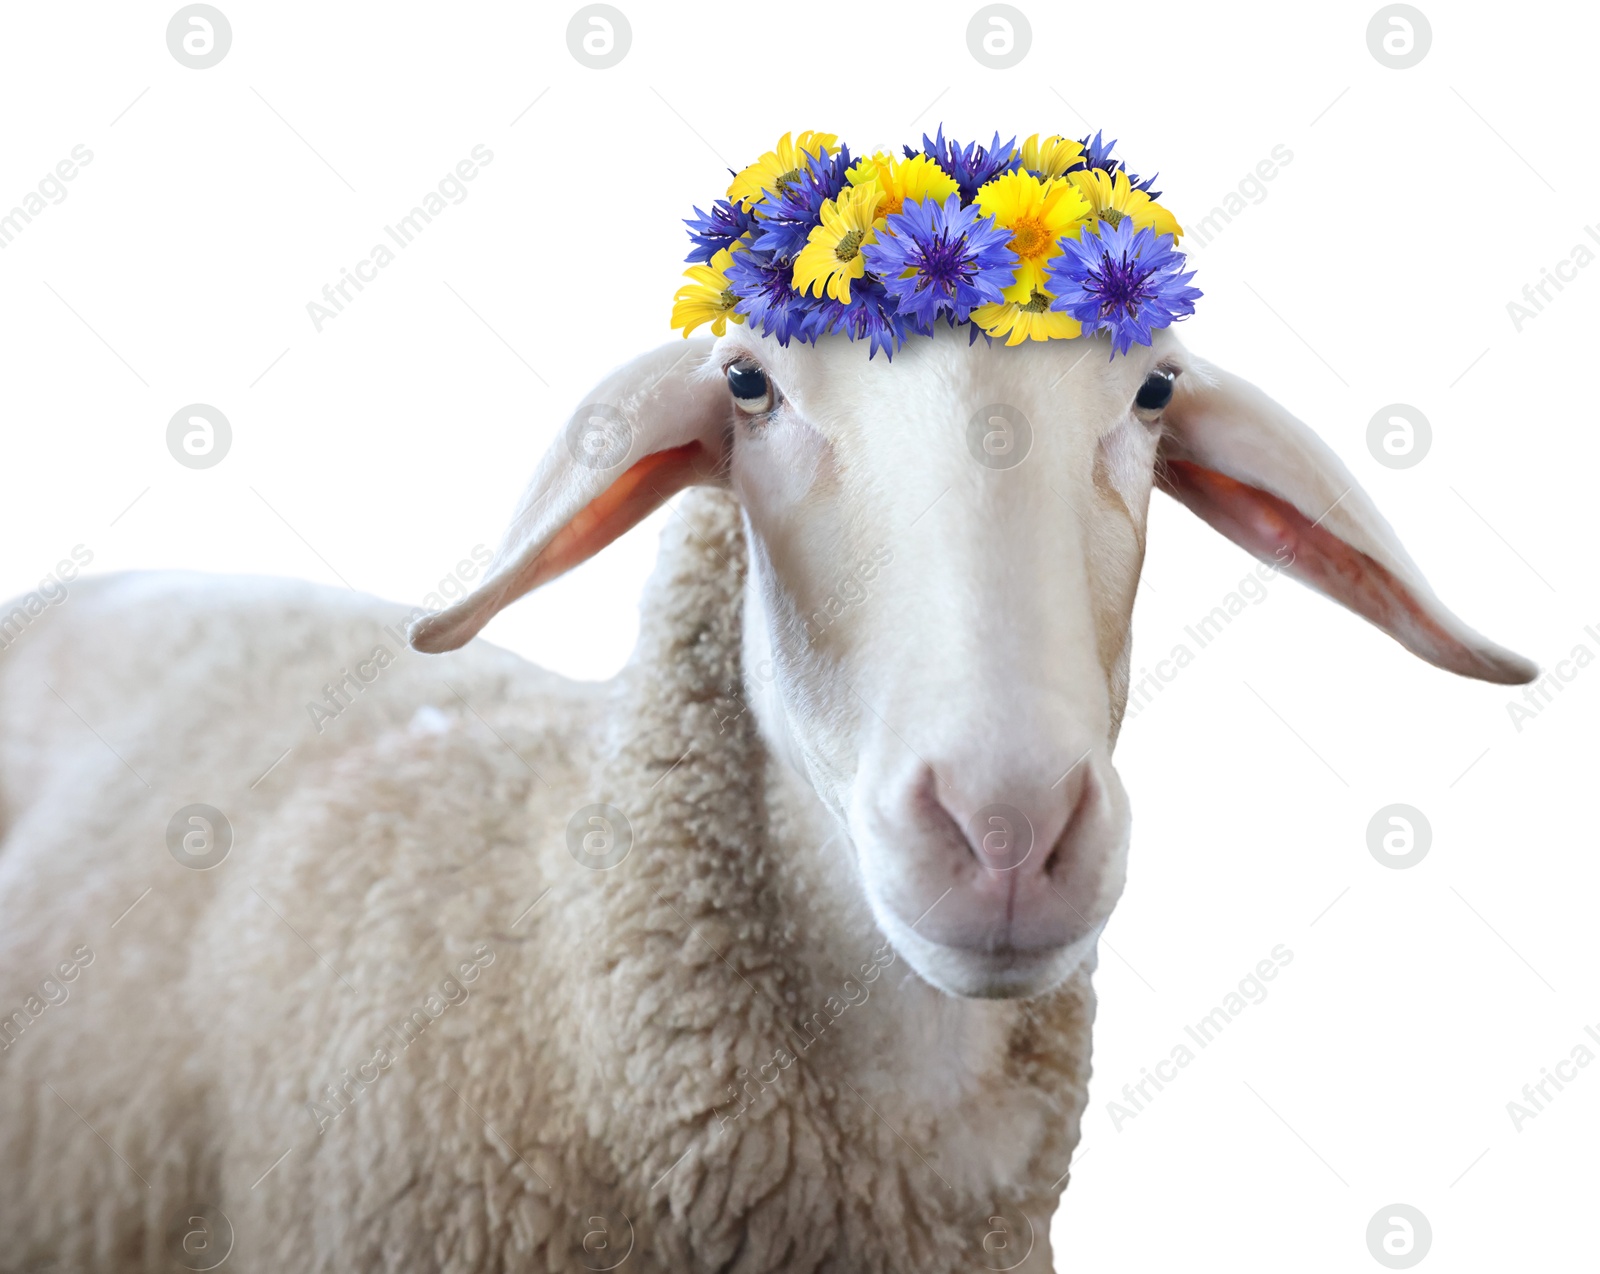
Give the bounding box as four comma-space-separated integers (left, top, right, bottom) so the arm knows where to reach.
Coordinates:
409, 339, 728, 653
1157, 359, 1537, 685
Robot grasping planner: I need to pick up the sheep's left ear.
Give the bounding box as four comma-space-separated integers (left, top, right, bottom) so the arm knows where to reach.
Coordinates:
410, 338, 728, 653
1157, 360, 1536, 685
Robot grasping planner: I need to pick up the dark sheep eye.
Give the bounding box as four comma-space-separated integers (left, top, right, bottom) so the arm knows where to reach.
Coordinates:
727, 361, 773, 414
1135, 370, 1175, 412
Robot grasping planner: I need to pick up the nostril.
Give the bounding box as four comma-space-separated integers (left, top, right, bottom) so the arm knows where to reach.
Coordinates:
1043, 766, 1098, 877
913, 756, 1100, 879
923, 774, 1039, 874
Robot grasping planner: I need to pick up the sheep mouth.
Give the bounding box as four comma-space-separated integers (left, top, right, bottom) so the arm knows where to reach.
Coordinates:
920, 941, 1091, 1000
872, 897, 1098, 1000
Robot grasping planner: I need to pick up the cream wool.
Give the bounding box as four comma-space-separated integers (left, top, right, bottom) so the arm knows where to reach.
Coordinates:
0, 492, 1090, 1273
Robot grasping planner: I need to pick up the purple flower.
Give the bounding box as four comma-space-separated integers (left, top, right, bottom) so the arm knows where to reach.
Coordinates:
903, 127, 1021, 203
1046, 219, 1201, 355
1072, 130, 1160, 199
805, 276, 908, 360
684, 199, 758, 263
861, 195, 1017, 327
726, 248, 816, 347
748, 146, 853, 260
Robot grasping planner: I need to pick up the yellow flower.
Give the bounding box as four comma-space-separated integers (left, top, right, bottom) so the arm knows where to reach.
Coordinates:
973, 288, 1083, 345
670, 247, 746, 338
727, 130, 840, 209
974, 169, 1092, 302
791, 182, 885, 305
1019, 133, 1085, 180
1066, 168, 1183, 241
846, 151, 959, 219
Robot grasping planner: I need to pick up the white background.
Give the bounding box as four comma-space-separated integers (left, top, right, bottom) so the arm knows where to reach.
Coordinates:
1, 1, 1593, 1269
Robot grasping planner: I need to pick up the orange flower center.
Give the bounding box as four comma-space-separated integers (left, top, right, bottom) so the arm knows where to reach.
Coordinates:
1009, 215, 1051, 260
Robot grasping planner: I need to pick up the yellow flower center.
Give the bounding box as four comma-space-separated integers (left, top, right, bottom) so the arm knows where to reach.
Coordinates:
835, 229, 865, 262
772, 167, 803, 197
1009, 216, 1051, 260
720, 288, 738, 309
1100, 207, 1126, 229
1022, 288, 1052, 314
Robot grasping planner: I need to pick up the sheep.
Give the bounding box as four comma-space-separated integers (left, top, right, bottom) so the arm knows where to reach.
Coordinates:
0, 327, 1533, 1273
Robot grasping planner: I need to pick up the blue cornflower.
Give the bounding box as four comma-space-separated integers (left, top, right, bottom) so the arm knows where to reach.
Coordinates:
1046, 219, 1200, 355
903, 127, 1022, 204
748, 145, 853, 261
805, 276, 908, 360
1073, 130, 1160, 198
861, 195, 1018, 327
683, 199, 759, 264
726, 248, 816, 347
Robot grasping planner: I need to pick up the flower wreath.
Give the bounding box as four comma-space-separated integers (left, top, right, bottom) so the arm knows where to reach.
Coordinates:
670, 127, 1200, 359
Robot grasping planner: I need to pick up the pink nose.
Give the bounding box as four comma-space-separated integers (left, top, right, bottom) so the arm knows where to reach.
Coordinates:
878, 757, 1123, 954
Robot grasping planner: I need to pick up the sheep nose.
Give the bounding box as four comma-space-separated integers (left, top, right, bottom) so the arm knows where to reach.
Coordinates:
880, 755, 1122, 954
930, 762, 1089, 881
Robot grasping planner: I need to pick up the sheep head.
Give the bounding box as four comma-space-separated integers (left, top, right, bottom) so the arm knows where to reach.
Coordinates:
410, 329, 1535, 1000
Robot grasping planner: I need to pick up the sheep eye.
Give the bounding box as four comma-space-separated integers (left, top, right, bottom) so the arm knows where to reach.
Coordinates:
1135, 370, 1175, 412
727, 361, 773, 415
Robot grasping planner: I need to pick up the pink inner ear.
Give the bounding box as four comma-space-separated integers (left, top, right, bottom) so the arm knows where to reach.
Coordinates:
524, 441, 714, 592
1158, 458, 1531, 684
408, 441, 717, 654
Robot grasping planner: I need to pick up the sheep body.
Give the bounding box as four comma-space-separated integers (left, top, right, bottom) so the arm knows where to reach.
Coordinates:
0, 490, 1092, 1273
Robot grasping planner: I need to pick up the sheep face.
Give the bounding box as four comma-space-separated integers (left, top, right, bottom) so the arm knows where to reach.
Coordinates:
410, 331, 1534, 1002
719, 324, 1151, 999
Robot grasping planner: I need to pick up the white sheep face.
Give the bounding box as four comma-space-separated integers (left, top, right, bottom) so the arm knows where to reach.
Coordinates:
410, 328, 1534, 1001
721, 325, 1157, 998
